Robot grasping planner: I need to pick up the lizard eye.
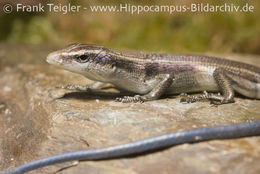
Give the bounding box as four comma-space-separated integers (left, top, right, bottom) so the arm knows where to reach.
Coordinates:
76, 55, 89, 63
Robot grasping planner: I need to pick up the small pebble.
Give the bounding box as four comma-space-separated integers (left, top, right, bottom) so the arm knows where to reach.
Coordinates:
3, 86, 12, 92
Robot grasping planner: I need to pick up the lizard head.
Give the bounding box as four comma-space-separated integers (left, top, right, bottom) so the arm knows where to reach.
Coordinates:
46, 43, 116, 82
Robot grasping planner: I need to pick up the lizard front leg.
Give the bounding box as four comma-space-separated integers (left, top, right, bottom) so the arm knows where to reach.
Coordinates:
56, 82, 106, 92
181, 68, 235, 105
116, 74, 175, 103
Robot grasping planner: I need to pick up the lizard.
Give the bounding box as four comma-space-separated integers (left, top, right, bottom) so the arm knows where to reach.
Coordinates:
4, 43, 260, 174
45, 43, 260, 104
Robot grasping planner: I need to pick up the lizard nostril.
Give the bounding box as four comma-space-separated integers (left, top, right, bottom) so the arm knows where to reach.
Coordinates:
46, 53, 63, 65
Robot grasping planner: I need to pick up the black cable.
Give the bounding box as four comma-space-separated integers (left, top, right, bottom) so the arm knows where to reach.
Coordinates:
4, 120, 260, 174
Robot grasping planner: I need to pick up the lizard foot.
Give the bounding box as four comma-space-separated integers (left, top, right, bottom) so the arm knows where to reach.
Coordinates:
180, 91, 211, 103
180, 91, 234, 105
210, 98, 235, 105
115, 95, 144, 103
56, 84, 91, 92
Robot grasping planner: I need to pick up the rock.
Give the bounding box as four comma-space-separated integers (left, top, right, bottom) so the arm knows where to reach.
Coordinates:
1, 44, 260, 174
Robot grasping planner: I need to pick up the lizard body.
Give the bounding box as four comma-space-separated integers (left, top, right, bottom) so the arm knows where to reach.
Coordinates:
46, 43, 260, 103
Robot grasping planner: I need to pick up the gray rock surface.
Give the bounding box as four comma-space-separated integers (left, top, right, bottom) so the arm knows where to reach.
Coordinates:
1, 44, 260, 174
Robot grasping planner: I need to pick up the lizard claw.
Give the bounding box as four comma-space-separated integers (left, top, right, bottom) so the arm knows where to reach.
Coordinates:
56, 84, 74, 90
56, 84, 91, 91
180, 95, 197, 103
115, 95, 144, 103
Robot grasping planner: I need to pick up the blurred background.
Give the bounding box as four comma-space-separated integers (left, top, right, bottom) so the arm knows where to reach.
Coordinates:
0, 0, 259, 54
